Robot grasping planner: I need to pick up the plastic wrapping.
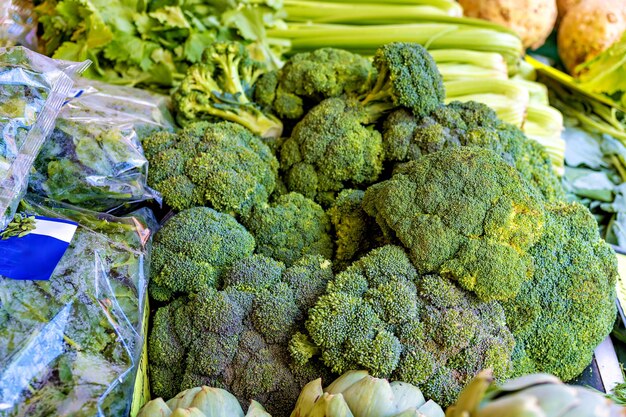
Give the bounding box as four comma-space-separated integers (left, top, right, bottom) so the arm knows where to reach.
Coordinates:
0, 47, 89, 229
0, 0, 37, 49
29, 78, 173, 211
0, 196, 156, 417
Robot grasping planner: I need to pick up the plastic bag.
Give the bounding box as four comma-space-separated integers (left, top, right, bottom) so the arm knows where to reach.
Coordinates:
0, 196, 156, 417
0, 46, 88, 229
29, 79, 173, 211
0, 0, 37, 49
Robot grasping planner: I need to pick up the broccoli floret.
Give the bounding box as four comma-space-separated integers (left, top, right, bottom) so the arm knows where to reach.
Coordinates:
280, 97, 384, 206
326, 189, 386, 270
148, 254, 333, 417
282, 255, 334, 312
255, 48, 377, 120
290, 245, 515, 407
363, 147, 545, 302
382, 101, 565, 202
148, 207, 255, 301
148, 299, 187, 399
360, 42, 444, 122
243, 192, 333, 266
143, 121, 278, 216
503, 201, 618, 380
173, 41, 283, 138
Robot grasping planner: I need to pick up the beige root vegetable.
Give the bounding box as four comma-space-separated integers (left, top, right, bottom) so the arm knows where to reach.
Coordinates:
458, 0, 557, 49
557, 0, 626, 74
556, 0, 583, 22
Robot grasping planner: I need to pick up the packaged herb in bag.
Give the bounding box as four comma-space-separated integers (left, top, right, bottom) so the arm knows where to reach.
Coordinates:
0, 196, 156, 417
0, 46, 88, 229
29, 79, 173, 211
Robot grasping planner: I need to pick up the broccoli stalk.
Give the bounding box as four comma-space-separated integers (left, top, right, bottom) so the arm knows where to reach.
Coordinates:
174, 42, 283, 138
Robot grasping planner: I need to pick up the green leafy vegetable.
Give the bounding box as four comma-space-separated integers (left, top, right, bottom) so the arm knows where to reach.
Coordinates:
0, 213, 36, 239
0, 198, 155, 417
35, 0, 287, 91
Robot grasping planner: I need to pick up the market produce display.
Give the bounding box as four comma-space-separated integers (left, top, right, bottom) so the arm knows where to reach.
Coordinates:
0, 1, 625, 416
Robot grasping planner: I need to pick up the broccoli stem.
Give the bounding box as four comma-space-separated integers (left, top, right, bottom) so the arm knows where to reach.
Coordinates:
193, 103, 283, 138
211, 48, 249, 103
358, 66, 397, 124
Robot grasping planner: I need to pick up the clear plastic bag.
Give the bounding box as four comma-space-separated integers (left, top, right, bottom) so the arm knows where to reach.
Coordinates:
0, 46, 89, 229
0, 0, 37, 49
28, 78, 173, 211
0, 196, 156, 417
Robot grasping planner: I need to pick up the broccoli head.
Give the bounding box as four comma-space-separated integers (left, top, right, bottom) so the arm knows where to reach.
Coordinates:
326, 189, 386, 271
143, 121, 278, 216
289, 245, 515, 407
363, 147, 545, 302
360, 42, 445, 122
148, 207, 255, 301
280, 97, 384, 206
148, 254, 334, 417
278, 43, 447, 205
382, 101, 565, 201
503, 201, 618, 381
173, 41, 283, 138
254, 48, 377, 120
242, 192, 334, 266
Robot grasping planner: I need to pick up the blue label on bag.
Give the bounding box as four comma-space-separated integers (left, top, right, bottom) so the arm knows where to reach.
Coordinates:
0, 216, 78, 280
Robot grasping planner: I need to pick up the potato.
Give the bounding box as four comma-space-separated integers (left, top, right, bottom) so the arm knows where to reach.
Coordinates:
557, 0, 626, 74
556, 0, 583, 22
459, 0, 557, 49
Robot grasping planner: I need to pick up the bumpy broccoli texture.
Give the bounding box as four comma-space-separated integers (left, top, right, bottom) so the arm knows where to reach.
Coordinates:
148, 207, 255, 301
326, 189, 385, 271
148, 254, 334, 417
382, 101, 564, 201
280, 97, 384, 206
173, 41, 282, 138
289, 245, 515, 407
255, 48, 377, 120
145, 42, 619, 415
503, 201, 618, 380
143, 121, 278, 216
279, 42, 444, 206
242, 192, 334, 266
364, 147, 545, 302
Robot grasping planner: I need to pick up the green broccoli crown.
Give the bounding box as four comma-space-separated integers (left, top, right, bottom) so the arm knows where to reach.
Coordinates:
503, 201, 618, 381
254, 48, 377, 120
327, 189, 386, 271
493, 122, 566, 202
143, 121, 279, 216
173, 41, 283, 138
382, 106, 470, 162
290, 245, 515, 407
360, 42, 445, 123
382, 101, 565, 202
242, 192, 334, 266
148, 207, 255, 301
149, 254, 333, 417
363, 147, 545, 302
280, 97, 384, 206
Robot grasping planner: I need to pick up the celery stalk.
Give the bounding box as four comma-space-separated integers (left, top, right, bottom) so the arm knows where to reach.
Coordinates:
429, 49, 508, 72
437, 63, 508, 81
444, 79, 530, 127
284, 3, 456, 23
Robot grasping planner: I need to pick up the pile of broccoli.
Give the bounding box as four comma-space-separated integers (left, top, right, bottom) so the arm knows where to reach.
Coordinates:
144, 41, 618, 414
